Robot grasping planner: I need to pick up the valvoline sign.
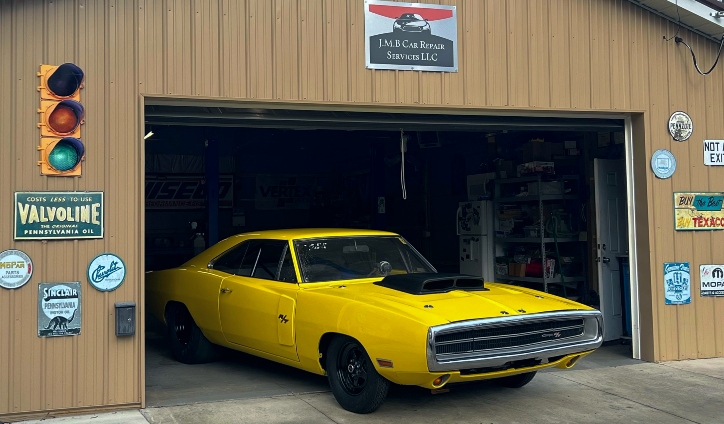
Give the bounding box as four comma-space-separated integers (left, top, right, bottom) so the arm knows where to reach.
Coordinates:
364, 0, 458, 72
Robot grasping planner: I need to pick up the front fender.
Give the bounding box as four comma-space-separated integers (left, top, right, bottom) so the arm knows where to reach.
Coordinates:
295, 288, 431, 382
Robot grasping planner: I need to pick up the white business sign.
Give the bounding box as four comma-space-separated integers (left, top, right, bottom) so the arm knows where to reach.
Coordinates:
703, 140, 724, 166
700, 265, 724, 297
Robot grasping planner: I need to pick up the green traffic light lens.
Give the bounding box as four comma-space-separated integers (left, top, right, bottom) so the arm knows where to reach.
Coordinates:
48, 139, 83, 171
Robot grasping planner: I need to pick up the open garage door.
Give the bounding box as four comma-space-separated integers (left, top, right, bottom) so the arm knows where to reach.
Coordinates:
142, 101, 637, 407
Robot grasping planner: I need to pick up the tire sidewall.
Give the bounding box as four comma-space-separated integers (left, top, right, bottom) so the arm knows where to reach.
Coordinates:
326, 336, 389, 414
166, 304, 203, 364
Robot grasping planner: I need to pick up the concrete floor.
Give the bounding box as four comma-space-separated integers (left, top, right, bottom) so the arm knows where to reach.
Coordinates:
145, 316, 641, 408
19, 323, 723, 424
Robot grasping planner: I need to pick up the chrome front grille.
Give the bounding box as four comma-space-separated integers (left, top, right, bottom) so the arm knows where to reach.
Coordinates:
435, 319, 585, 355
427, 310, 603, 372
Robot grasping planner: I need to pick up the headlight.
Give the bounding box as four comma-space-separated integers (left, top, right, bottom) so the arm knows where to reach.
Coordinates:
394, 22, 402, 28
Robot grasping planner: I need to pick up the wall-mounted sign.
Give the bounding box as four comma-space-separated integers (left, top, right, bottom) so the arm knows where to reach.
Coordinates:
664, 262, 691, 305
14, 192, 103, 240
668, 111, 693, 142
255, 174, 316, 210
700, 265, 724, 297
145, 175, 233, 209
364, 0, 458, 72
674, 192, 724, 231
651, 149, 676, 179
38, 282, 81, 337
87, 253, 126, 292
0, 249, 33, 289
703, 140, 724, 166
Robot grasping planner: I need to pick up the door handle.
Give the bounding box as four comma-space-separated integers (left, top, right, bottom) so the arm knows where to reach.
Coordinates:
602, 257, 610, 264
220, 287, 233, 294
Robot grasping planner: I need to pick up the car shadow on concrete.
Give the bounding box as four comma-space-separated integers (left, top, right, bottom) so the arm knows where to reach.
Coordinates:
145, 315, 639, 408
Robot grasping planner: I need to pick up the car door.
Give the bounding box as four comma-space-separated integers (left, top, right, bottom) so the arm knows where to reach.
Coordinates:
217, 239, 300, 361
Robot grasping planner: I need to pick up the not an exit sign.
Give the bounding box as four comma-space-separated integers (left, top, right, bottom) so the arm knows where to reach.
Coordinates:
704, 140, 724, 166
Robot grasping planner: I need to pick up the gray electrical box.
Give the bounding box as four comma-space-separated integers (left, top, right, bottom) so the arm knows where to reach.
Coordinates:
115, 302, 136, 336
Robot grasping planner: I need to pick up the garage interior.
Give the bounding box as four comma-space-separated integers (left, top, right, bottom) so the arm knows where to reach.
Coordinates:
143, 104, 638, 406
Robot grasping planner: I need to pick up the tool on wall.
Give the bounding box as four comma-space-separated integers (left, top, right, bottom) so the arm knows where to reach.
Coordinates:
400, 129, 408, 200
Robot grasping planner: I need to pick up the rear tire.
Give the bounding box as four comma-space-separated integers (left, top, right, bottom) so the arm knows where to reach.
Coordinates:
166, 303, 218, 364
326, 336, 390, 414
494, 371, 537, 388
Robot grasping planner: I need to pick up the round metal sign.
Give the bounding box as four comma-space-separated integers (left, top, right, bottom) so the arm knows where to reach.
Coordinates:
87, 253, 126, 292
651, 149, 677, 179
0, 249, 33, 289
668, 111, 693, 142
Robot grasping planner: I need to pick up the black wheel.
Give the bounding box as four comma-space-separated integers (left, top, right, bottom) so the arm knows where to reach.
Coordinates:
494, 371, 537, 388
326, 336, 390, 414
166, 303, 218, 364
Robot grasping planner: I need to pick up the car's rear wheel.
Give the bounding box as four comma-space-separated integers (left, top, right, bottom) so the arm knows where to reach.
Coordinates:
166, 303, 218, 364
494, 371, 537, 388
326, 335, 390, 414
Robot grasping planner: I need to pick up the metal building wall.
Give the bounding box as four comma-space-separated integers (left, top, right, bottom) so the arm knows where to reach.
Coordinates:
0, 0, 143, 419
1, 0, 723, 418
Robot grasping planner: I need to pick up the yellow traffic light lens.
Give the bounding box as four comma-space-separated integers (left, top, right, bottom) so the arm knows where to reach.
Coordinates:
47, 138, 84, 172
49, 105, 78, 133
44, 99, 84, 135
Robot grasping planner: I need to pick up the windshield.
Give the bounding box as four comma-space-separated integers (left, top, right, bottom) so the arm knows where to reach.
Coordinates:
293, 236, 434, 283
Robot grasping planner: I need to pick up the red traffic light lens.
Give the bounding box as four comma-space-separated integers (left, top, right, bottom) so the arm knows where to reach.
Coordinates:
46, 100, 84, 135
47, 63, 84, 98
47, 137, 85, 172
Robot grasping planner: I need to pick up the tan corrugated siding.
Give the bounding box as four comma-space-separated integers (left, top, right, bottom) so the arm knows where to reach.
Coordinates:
0, 0, 142, 418
2, 0, 724, 417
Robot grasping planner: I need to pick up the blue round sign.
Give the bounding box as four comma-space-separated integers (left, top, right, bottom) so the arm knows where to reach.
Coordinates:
651, 149, 677, 179
87, 253, 126, 292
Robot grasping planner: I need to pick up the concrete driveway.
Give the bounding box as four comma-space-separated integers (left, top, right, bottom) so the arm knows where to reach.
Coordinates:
17, 324, 723, 424
139, 356, 723, 424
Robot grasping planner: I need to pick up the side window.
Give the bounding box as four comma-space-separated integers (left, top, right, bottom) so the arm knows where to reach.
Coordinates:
251, 241, 287, 280
239, 241, 262, 276
212, 241, 249, 275
278, 246, 298, 283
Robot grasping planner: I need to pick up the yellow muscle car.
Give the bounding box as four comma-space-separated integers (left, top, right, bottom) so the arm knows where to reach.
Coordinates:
145, 229, 603, 413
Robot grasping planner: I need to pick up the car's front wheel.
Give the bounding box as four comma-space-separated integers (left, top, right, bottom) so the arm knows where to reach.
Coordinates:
326, 335, 390, 414
494, 371, 537, 388
166, 303, 218, 364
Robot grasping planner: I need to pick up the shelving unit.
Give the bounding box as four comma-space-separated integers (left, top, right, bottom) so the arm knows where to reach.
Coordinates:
493, 174, 586, 294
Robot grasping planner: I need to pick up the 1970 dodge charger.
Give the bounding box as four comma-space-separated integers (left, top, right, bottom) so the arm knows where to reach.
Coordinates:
146, 229, 604, 413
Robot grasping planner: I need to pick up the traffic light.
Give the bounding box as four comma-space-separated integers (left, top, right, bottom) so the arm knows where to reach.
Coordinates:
37, 63, 85, 176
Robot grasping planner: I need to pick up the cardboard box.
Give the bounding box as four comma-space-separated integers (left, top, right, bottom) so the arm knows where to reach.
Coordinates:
509, 263, 527, 277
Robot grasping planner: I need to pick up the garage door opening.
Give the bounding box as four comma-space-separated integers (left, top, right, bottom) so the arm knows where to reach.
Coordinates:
142, 105, 640, 407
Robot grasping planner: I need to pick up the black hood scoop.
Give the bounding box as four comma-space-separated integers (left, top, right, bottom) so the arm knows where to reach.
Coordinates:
374, 273, 488, 295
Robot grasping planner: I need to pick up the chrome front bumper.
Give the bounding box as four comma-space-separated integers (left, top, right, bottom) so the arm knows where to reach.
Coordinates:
426, 310, 604, 373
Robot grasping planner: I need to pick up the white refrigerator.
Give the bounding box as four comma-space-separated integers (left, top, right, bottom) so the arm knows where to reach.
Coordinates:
457, 201, 495, 281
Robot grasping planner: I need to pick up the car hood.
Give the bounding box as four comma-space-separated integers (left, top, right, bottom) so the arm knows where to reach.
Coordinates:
305, 280, 591, 326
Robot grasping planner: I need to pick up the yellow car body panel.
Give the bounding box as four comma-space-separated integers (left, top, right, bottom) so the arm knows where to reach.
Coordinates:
145, 228, 603, 389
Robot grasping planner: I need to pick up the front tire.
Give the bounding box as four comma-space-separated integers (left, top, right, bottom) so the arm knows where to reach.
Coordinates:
166, 303, 218, 364
326, 336, 390, 414
494, 371, 537, 388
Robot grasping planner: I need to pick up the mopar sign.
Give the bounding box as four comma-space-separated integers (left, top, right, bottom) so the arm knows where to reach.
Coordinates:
145, 175, 233, 209
365, 0, 458, 72
700, 265, 724, 297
